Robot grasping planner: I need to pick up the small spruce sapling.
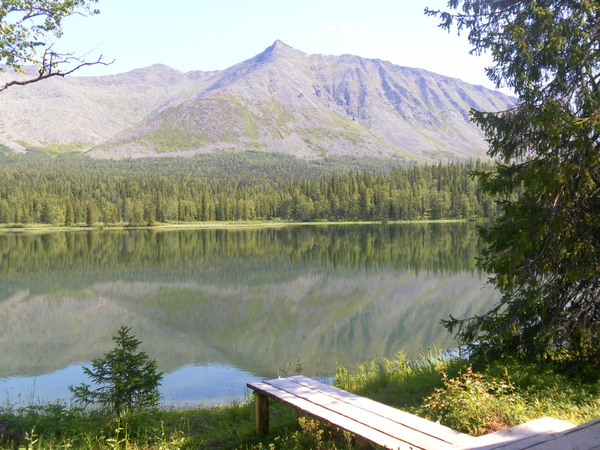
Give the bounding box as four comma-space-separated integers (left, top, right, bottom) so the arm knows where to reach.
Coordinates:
69, 326, 163, 414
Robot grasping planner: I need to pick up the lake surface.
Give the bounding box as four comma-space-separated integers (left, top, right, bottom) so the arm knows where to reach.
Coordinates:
0, 223, 498, 406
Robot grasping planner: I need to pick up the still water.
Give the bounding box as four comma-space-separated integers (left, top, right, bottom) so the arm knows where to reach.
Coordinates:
0, 223, 498, 406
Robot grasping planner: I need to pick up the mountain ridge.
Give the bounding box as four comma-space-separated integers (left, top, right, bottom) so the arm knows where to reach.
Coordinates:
0, 41, 515, 161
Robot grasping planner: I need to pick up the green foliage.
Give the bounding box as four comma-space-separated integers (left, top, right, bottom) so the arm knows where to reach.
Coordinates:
0, 396, 356, 449
419, 365, 526, 435
69, 326, 164, 415
334, 352, 453, 410
430, 1, 600, 362
477, 357, 600, 425
0, 0, 103, 91
0, 152, 498, 225
0, 403, 83, 446
2, 354, 600, 447
0, 404, 188, 449
64, 201, 74, 226
256, 416, 354, 450
85, 202, 98, 226
334, 353, 600, 435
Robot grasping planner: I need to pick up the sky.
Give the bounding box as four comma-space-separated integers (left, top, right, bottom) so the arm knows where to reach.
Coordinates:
52, 0, 506, 93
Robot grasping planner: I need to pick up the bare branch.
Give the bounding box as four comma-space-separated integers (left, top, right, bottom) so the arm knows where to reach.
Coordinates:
0, 51, 114, 92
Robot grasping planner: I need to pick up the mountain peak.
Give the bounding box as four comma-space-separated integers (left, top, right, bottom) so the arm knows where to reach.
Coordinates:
270, 39, 292, 50
2, 40, 515, 162
255, 40, 304, 62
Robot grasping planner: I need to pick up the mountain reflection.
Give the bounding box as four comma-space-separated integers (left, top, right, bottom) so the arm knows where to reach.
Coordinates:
0, 223, 498, 397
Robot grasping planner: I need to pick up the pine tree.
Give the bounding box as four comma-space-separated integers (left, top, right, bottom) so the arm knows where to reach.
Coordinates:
0, 200, 9, 223
85, 202, 97, 226
69, 326, 163, 414
39, 200, 52, 224
65, 201, 75, 226
146, 205, 156, 226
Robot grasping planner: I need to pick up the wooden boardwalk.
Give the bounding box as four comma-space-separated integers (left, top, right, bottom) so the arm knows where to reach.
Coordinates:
248, 375, 600, 449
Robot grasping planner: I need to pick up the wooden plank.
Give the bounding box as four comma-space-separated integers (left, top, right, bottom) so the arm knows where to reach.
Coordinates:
249, 381, 413, 449
490, 418, 577, 449
266, 377, 450, 448
288, 375, 469, 445
454, 417, 576, 449
522, 418, 600, 450
250, 376, 598, 450
263, 377, 452, 449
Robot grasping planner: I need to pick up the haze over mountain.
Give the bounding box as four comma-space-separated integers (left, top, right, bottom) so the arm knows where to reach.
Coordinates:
0, 41, 515, 162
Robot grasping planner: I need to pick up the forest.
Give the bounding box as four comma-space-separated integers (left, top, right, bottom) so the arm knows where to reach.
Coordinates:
0, 150, 499, 225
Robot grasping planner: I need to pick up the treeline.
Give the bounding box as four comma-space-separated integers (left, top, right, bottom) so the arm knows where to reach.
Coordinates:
0, 152, 499, 225
0, 224, 482, 289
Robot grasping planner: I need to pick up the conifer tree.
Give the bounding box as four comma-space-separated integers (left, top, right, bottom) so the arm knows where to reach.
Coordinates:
429, 0, 600, 361
69, 326, 163, 414
65, 201, 75, 226
85, 202, 97, 226
39, 200, 52, 224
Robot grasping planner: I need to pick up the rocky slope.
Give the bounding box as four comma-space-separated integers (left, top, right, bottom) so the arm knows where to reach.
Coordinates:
0, 41, 515, 161
0, 64, 217, 151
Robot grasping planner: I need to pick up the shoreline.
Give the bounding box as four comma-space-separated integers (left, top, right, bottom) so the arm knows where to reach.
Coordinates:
2, 353, 598, 448
0, 218, 473, 234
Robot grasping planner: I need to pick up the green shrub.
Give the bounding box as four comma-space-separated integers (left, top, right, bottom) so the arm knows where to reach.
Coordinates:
334, 351, 454, 409
419, 365, 526, 435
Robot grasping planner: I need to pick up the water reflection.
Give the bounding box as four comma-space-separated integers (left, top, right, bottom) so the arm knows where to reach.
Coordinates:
0, 223, 497, 404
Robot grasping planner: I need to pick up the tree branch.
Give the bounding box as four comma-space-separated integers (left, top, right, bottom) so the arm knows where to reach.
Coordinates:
0, 50, 113, 92
491, 0, 524, 10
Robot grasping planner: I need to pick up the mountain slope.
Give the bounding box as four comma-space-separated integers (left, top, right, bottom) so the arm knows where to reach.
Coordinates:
0, 41, 515, 161
88, 41, 514, 161
0, 64, 218, 151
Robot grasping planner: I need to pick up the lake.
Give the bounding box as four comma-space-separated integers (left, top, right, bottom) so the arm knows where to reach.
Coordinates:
0, 222, 498, 406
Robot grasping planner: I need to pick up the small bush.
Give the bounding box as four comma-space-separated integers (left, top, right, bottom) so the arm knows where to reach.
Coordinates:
419, 365, 526, 435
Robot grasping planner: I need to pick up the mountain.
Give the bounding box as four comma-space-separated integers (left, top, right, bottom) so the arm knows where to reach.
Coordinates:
0, 41, 515, 161
0, 64, 217, 152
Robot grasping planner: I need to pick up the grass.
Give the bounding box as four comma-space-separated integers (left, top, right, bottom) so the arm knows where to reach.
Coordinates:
1, 353, 599, 448
334, 352, 600, 435
25, 143, 92, 155
0, 400, 340, 449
